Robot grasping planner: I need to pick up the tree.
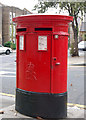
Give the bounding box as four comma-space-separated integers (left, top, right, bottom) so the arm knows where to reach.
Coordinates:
34, 2, 85, 56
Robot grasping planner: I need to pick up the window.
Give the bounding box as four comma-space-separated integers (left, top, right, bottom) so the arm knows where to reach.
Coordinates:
10, 25, 12, 37
13, 26, 16, 37
9, 12, 12, 23
13, 13, 15, 18
13, 38, 16, 44
84, 34, 86, 41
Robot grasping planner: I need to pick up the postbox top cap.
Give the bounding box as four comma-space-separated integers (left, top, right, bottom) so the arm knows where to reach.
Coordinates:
13, 14, 73, 23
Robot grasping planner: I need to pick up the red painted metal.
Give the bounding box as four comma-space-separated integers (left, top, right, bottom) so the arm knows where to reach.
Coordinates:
13, 15, 73, 94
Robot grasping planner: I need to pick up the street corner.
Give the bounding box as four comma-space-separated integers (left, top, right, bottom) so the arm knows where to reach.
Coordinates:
68, 55, 85, 67
67, 106, 85, 118
0, 104, 35, 119
0, 93, 15, 110
0, 104, 86, 119
67, 102, 86, 118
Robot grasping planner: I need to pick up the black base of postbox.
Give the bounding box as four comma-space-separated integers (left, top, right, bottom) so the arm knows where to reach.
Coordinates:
15, 88, 67, 119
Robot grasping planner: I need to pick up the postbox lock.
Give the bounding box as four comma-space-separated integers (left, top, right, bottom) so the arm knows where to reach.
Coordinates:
53, 57, 57, 60
55, 35, 58, 39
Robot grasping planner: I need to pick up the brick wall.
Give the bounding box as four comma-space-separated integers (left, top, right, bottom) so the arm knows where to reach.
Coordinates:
2, 6, 10, 44
2, 5, 31, 45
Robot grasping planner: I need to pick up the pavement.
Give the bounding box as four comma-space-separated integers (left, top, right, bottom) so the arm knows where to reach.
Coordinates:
0, 95, 85, 119
68, 55, 85, 66
68, 50, 86, 66
0, 50, 86, 119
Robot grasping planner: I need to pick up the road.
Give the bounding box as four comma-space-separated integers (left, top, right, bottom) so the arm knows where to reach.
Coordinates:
0, 52, 16, 108
68, 66, 84, 105
0, 52, 16, 95
0, 52, 85, 108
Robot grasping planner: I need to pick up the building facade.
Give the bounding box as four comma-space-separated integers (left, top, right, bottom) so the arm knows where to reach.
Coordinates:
0, 3, 31, 45
79, 12, 86, 42
79, 22, 86, 41
0, 4, 2, 44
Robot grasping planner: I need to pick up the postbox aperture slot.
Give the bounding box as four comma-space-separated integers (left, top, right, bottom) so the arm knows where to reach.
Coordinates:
35, 28, 52, 31
17, 28, 26, 32
38, 36, 47, 51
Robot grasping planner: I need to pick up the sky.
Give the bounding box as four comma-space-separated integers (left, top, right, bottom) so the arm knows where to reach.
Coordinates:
0, 0, 38, 12
0, 0, 85, 18
0, 0, 69, 15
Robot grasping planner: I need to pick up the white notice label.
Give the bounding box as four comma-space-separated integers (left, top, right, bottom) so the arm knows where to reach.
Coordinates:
19, 36, 24, 50
38, 36, 47, 50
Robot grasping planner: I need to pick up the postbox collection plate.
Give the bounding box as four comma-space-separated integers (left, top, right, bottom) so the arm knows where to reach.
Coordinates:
38, 36, 47, 51
19, 35, 24, 50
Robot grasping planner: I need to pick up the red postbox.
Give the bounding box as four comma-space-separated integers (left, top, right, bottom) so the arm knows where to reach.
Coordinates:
13, 15, 73, 119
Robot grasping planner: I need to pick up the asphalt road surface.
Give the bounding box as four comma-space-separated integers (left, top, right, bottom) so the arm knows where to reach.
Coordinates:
0, 52, 85, 108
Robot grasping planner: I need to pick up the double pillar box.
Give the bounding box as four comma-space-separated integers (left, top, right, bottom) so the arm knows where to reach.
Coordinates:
13, 15, 73, 119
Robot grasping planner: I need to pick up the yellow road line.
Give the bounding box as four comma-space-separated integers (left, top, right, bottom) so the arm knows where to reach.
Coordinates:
0, 92, 86, 109
67, 103, 86, 109
0, 92, 15, 97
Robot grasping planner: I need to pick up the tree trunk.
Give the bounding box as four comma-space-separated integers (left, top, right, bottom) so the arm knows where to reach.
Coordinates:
71, 20, 79, 57
73, 28, 79, 56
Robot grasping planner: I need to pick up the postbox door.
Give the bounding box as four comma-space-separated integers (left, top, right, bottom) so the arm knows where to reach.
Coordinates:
51, 35, 68, 94
18, 33, 52, 93
16, 34, 26, 89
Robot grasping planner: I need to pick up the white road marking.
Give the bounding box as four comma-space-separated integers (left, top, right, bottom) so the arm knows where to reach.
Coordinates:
0, 75, 16, 78
0, 68, 16, 70
0, 71, 16, 77
0, 71, 16, 75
